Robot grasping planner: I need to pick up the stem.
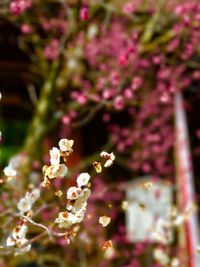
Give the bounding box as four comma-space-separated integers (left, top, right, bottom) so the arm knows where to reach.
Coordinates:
22, 5, 102, 163
141, 0, 165, 43
14, 213, 54, 240
23, 60, 60, 159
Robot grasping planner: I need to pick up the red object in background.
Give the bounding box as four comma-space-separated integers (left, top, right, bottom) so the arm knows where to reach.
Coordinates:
175, 92, 200, 267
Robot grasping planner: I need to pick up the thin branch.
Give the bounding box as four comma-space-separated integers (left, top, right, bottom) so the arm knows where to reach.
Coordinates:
14, 213, 54, 241
27, 84, 38, 106
72, 103, 104, 128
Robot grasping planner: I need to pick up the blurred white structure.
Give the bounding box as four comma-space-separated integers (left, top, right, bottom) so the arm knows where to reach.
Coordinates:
125, 176, 173, 243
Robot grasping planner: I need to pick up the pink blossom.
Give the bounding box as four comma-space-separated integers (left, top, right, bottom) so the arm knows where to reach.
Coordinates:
123, 2, 136, 14
62, 115, 70, 125
44, 39, 60, 61
113, 96, 124, 110
21, 24, 32, 34
79, 7, 89, 21
10, 0, 32, 15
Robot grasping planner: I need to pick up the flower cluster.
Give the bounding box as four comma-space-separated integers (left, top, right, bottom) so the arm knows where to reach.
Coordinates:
3, 154, 27, 180
55, 172, 91, 228
100, 151, 115, 168
6, 222, 31, 254
42, 139, 73, 187
17, 189, 40, 215
6, 188, 40, 254
9, 0, 32, 15
55, 148, 115, 229
153, 248, 180, 267
2, 137, 115, 257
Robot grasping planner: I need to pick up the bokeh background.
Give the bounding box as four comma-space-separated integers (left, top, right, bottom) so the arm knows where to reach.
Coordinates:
1, 0, 200, 266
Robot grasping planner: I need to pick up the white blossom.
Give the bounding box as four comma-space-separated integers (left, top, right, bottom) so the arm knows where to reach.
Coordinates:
9, 154, 28, 170
57, 164, 68, 177
73, 188, 91, 213
80, 188, 91, 202
6, 236, 15, 247
45, 164, 68, 179
154, 248, 169, 265
87, 24, 98, 40
104, 246, 115, 260
17, 188, 40, 213
56, 187, 91, 228
100, 151, 115, 167
17, 198, 32, 213
58, 139, 74, 152
76, 172, 90, 188
173, 215, 185, 226
67, 187, 83, 200
171, 258, 179, 267
27, 188, 40, 203
50, 147, 60, 166
6, 223, 31, 254
3, 165, 17, 177
104, 159, 114, 168
99, 216, 111, 227
93, 161, 102, 173
55, 211, 84, 228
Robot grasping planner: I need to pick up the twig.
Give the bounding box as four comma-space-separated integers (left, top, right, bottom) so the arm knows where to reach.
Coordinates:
14, 213, 54, 241
0, 209, 12, 217
27, 84, 38, 106
72, 103, 104, 128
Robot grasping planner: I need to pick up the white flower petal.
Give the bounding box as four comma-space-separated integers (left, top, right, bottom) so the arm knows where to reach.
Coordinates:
13, 224, 28, 240
17, 198, 32, 212
3, 165, 17, 177
50, 147, 60, 166
28, 188, 40, 203
77, 173, 90, 188
67, 187, 82, 200
6, 236, 15, 247
57, 164, 68, 177
58, 139, 74, 152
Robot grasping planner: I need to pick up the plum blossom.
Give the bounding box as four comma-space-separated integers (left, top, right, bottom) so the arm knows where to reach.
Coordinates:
58, 139, 74, 153
17, 198, 32, 213
67, 187, 83, 200
171, 258, 179, 267
102, 240, 113, 250
42, 164, 67, 183
72, 188, 91, 213
79, 6, 89, 21
4, 154, 28, 180
42, 140, 70, 185
3, 165, 17, 178
76, 172, 90, 188
123, 2, 136, 14
6, 222, 31, 254
56, 188, 91, 228
9, 0, 32, 15
99, 216, 111, 227
55, 211, 84, 228
44, 39, 60, 61
17, 188, 40, 214
100, 151, 115, 167
50, 147, 60, 166
93, 161, 102, 173
153, 248, 169, 266
55, 173, 91, 228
